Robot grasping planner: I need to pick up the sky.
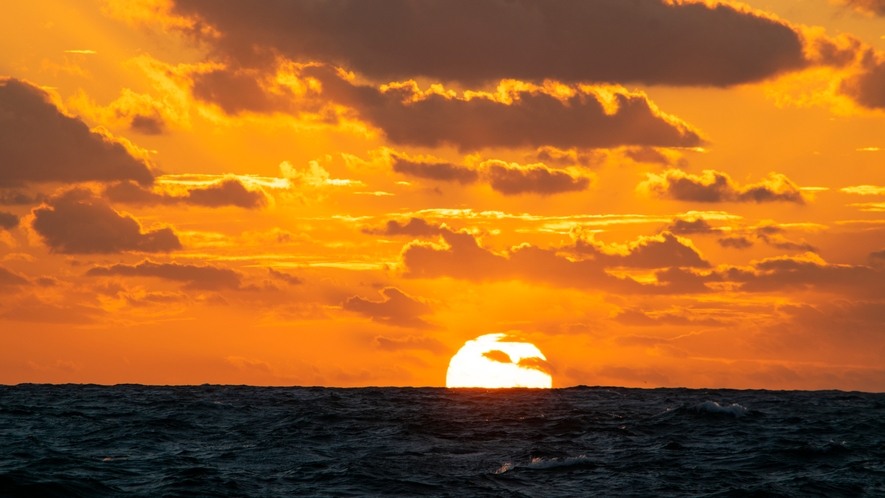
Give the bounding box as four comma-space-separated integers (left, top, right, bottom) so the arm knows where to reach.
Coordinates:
1, 0, 884, 390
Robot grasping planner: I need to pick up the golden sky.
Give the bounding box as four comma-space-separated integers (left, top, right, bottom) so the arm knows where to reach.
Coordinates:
1, 0, 884, 389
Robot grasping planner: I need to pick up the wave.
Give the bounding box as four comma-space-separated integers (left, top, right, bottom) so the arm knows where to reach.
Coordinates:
690, 400, 748, 417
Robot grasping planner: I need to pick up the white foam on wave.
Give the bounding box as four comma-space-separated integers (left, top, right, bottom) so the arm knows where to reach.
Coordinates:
495, 455, 592, 473
691, 401, 748, 417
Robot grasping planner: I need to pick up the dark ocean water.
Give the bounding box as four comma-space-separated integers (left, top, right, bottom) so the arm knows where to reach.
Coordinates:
1, 385, 884, 497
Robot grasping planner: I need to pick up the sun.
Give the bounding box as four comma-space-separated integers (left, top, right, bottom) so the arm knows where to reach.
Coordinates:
446, 333, 553, 388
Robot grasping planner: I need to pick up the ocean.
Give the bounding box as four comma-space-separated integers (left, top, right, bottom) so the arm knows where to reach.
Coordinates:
0, 385, 883, 496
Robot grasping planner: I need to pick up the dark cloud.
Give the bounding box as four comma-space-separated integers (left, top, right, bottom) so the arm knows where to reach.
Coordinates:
343, 287, 437, 329
0, 190, 44, 206
86, 260, 243, 290
482, 350, 513, 364
722, 255, 885, 296
840, 52, 885, 109
361, 218, 443, 237
190, 65, 704, 151
839, 0, 885, 16
532, 147, 605, 168
871, 249, 885, 263
0, 266, 30, 292
642, 169, 806, 204
402, 229, 712, 294
665, 218, 720, 235
0, 211, 18, 230
718, 236, 754, 249
104, 179, 267, 209
517, 356, 556, 375
173, 0, 807, 87
267, 268, 303, 285
484, 160, 590, 196
623, 147, 673, 165
573, 232, 710, 269
0, 78, 154, 187
31, 189, 182, 254
373, 335, 449, 355
130, 114, 166, 135
391, 154, 479, 184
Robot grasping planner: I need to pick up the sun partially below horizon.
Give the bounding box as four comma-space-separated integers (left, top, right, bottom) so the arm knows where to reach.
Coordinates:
446, 333, 553, 388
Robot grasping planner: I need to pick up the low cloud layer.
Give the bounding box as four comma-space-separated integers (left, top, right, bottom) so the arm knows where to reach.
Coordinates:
402, 228, 711, 294
361, 218, 444, 238
0, 78, 154, 187
389, 152, 593, 196
86, 260, 243, 290
31, 190, 181, 254
343, 287, 437, 329
641, 169, 806, 204
104, 179, 268, 209
190, 65, 705, 151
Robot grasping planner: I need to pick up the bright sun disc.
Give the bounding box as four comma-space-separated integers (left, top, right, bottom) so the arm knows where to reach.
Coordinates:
446, 333, 553, 388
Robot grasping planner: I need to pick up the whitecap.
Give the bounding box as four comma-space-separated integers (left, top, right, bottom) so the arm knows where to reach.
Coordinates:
691, 401, 748, 418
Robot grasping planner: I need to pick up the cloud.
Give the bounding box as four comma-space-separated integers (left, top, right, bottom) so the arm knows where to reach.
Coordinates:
0, 266, 30, 292
0, 78, 154, 187
837, 0, 885, 16
572, 232, 711, 269
531, 146, 606, 168
841, 185, 885, 195
482, 350, 512, 364
402, 228, 712, 294
390, 154, 478, 184
0, 296, 103, 323
86, 260, 243, 290
640, 169, 806, 204
718, 235, 755, 249
613, 308, 725, 327
267, 268, 303, 285
187, 64, 704, 151
665, 218, 720, 235
374, 335, 449, 355
517, 356, 556, 375
170, 0, 807, 87
723, 253, 885, 296
484, 160, 591, 196
840, 52, 885, 109
104, 179, 268, 209
0, 191, 45, 206
0, 211, 18, 230
388, 151, 592, 195
342, 287, 437, 329
361, 218, 444, 237
31, 189, 182, 254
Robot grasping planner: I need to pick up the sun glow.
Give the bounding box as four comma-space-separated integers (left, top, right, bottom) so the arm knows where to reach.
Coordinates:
446, 334, 553, 388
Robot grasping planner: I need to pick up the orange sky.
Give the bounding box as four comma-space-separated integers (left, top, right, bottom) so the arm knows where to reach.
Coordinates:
1, 0, 884, 390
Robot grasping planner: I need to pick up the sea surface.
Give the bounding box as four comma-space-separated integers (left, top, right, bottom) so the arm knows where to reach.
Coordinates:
0, 385, 884, 497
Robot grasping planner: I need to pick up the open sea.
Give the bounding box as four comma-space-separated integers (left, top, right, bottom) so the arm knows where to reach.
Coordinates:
0, 385, 883, 497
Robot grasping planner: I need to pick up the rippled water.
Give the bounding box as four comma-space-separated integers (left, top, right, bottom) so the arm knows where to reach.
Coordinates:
1, 385, 884, 497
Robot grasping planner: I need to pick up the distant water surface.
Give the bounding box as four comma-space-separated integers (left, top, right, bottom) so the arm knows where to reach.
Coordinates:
1, 385, 884, 497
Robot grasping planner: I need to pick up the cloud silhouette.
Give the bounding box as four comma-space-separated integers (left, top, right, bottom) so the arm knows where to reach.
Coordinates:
0, 211, 18, 230
362, 218, 444, 237
641, 169, 806, 204
31, 190, 181, 254
104, 179, 268, 209
343, 287, 437, 329
0, 78, 154, 187
86, 260, 243, 290
172, 0, 806, 87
